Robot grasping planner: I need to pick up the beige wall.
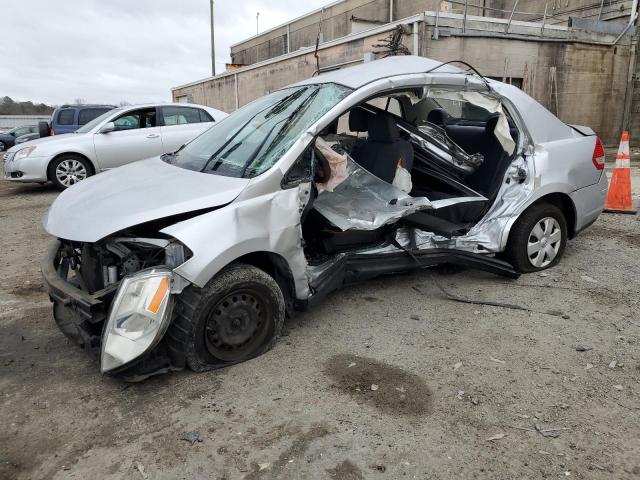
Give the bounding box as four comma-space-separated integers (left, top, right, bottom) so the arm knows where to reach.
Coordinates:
174, 21, 630, 145
230, 0, 442, 65
230, 0, 633, 66
423, 36, 630, 143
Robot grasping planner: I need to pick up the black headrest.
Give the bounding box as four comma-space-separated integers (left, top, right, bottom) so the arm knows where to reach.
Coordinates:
368, 114, 400, 143
427, 109, 449, 127
349, 108, 371, 132
485, 114, 501, 135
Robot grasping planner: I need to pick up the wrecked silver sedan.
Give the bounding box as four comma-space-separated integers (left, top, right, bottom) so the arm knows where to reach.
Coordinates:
42, 56, 608, 380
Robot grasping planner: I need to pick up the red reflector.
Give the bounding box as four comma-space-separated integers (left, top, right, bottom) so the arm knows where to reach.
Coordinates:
50, 128, 55, 136
592, 137, 605, 170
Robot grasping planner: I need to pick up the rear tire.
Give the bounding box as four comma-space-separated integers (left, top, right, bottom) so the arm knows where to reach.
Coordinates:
505, 203, 568, 273
167, 264, 285, 372
48, 154, 94, 189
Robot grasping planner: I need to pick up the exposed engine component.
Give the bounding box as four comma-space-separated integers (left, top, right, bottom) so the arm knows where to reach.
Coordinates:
57, 236, 190, 293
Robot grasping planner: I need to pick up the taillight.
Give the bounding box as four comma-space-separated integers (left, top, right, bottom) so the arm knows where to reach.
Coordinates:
592, 137, 605, 170
50, 127, 55, 136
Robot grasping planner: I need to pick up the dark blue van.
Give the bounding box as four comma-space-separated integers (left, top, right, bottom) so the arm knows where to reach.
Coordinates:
50, 104, 116, 135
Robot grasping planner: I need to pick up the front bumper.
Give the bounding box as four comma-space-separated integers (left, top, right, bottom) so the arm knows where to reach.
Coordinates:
3, 154, 49, 182
42, 240, 183, 380
42, 241, 116, 349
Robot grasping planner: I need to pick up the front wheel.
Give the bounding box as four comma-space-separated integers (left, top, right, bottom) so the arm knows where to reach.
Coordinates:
168, 264, 285, 372
48, 155, 94, 189
505, 203, 568, 273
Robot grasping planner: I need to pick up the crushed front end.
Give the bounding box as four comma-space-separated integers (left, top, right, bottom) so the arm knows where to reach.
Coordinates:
42, 235, 191, 381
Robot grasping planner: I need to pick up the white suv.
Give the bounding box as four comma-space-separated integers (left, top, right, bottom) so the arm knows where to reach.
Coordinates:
3, 103, 227, 188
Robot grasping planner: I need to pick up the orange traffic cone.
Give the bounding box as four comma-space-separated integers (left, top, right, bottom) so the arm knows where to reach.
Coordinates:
604, 131, 637, 214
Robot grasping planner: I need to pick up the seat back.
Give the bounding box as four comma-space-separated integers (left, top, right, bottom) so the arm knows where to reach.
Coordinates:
352, 114, 414, 183
464, 115, 511, 197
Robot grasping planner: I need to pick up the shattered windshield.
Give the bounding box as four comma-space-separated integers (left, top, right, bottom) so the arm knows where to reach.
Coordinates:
165, 83, 352, 178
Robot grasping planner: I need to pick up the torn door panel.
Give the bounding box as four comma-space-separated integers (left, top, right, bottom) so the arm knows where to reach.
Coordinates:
162, 185, 311, 299
313, 157, 488, 232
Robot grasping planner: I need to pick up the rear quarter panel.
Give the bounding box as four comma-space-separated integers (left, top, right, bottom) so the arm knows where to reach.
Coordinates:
536, 134, 601, 190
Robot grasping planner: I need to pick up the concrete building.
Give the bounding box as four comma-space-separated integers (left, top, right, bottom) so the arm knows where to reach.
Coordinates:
172, 0, 639, 145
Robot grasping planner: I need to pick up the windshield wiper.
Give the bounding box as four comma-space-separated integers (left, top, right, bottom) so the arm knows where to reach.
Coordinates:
240, 119, 286, 178
200, 88, 311, 174
240, 89, 320, 178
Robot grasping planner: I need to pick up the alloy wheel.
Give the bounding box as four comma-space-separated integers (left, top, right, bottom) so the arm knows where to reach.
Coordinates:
527, 217, 562, 268
55, 159, 87, 187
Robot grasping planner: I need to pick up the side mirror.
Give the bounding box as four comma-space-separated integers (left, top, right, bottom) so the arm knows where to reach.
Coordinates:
98, 122, 115, 134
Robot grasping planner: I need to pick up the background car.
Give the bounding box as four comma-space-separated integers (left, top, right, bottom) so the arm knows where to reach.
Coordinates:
47, 104, 116, 135
0, 125, 38, 151
3, 103, 228, 188
14, 131, 40, 146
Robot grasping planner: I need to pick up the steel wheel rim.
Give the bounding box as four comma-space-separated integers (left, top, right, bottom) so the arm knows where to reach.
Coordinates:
527, 217, 562, 268
56, 159, 87, 186
204, 289, 269, 362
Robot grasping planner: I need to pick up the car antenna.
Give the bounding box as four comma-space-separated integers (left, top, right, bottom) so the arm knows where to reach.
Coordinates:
425, 60, 492, 91
312, 7, 325, 77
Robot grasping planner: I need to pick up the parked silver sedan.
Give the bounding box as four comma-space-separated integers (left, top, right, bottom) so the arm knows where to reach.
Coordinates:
3, 103, 227, 189
41, 56, 608, 380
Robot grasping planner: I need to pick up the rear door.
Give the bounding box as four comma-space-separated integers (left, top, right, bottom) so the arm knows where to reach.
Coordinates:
92, 107, 163, 170
159, 106, 215, 153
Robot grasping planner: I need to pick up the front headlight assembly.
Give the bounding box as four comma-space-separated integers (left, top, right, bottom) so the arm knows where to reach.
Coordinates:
14, 146, 37, 161
101, 269, 174, 373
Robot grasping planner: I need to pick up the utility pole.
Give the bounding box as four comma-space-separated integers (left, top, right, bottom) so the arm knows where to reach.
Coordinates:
210, 0, 216, 76
256, 12, 260, 35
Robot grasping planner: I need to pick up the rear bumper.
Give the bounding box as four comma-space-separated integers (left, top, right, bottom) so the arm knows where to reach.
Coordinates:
570, 172, 608, 234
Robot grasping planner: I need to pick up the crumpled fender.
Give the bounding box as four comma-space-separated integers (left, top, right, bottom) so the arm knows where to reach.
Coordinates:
162, 185, 310, 299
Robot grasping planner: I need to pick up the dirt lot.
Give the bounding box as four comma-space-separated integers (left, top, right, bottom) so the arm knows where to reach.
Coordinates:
1, 160, 639, 480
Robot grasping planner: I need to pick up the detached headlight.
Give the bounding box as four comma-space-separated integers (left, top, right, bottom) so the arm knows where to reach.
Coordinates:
14, 146, 37, 160
101, 269, 173, 373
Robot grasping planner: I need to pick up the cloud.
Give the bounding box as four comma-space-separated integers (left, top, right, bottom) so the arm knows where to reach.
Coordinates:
4, 0, 329, 106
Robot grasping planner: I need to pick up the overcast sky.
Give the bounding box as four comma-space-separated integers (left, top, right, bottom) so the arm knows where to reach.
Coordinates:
3, 0, 330, 106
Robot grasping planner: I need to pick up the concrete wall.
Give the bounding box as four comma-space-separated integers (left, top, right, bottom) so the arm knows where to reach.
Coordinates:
230, 0, 464, 66
423, 35, 630, 143
492, 0, 633, 23
173, 16, 630, 145
230, 0, 633, 66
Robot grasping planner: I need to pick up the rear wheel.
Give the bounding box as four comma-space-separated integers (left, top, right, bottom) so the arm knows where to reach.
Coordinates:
168, 264, 285, 372
505, 203, 567, 273
48, 155, 94, 189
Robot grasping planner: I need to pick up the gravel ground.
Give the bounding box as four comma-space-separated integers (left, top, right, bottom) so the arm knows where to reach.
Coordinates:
1, 158, 639, 480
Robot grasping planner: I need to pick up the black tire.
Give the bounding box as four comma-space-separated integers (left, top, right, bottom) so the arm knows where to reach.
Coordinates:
48, 154, 94, 189
167, 264, 285, 372
505, 202, 568, 273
